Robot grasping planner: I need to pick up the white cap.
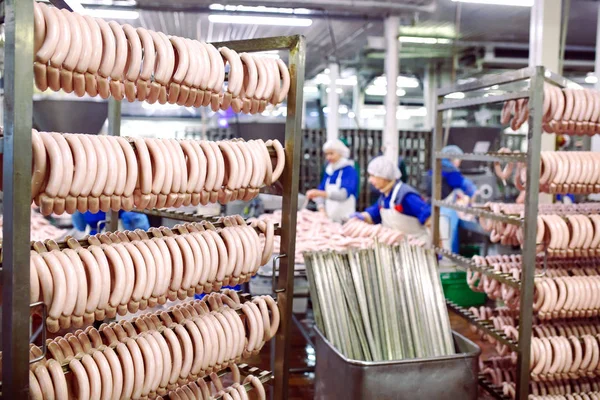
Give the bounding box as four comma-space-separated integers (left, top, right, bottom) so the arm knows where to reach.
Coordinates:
367, 156, 401, 180
323, 139, 350, 159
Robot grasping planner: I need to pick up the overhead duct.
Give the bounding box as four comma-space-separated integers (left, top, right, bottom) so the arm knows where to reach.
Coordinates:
137, 0, 436, 15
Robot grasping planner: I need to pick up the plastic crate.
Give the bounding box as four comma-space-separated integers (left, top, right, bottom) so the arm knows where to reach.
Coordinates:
440, 271, 486, 307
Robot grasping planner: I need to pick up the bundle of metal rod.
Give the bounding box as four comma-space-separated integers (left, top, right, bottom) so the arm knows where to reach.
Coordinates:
305, 241, 454, 361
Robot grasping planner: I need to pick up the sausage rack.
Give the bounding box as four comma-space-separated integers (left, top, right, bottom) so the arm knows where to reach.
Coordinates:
0, 1, 306, 398
432, 66, 574, 400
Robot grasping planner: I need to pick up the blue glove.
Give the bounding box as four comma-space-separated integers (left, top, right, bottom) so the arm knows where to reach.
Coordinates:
350, 212, 365, 221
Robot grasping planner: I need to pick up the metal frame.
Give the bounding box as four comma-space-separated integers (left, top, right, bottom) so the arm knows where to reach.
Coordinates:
433, 66, 567, 400
2, 0, 34, 395
1, 2, 305, 392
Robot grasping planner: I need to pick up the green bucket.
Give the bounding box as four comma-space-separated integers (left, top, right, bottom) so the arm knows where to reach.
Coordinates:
440, 271, 486, 307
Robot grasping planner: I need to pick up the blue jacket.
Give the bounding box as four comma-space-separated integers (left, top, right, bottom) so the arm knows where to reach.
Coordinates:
426, 159, 476, 199
365, 181, 431, 225
72, 210, 150, 235
318, 164, 359, 200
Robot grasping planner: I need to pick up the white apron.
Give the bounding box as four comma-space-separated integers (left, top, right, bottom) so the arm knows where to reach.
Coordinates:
381, 182, 430, 242
324, 169, 356, 223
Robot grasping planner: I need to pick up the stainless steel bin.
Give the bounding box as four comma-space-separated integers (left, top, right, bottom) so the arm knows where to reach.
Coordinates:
314, 328, 481, 400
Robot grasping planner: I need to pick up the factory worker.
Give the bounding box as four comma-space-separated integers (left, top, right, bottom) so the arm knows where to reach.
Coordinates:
351, 156, 431, 241
425, 145, 477, 201
72, 210, 150, 235
306, 139, 359, 223
424, 145, 477, 253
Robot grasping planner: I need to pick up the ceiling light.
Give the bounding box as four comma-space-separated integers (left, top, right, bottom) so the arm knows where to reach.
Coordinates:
209, 3, 312, 14
451, 0, 533, 6
399, 36, 452, 44
585, 74, 598, 84
209, 14, 312, 26
304, 86, 318, 93
445, 92, 465, 99
396, 89, 406, 97
347, 111, 356, 119
338, 105, 349, 114
365, 86, 387, 96
323, 107, 330, 114
324, 68, 330, 74
372, 75, 419, 89
325, 88, 343, 94
84, 8, 139, 19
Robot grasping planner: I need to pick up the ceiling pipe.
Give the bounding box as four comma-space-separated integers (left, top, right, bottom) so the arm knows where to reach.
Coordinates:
176, 0, 437, 15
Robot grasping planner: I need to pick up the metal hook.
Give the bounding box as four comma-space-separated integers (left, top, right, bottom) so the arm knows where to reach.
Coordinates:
271, 254, 287, 294
96, 219, 108, 234
29, 301, 47, 364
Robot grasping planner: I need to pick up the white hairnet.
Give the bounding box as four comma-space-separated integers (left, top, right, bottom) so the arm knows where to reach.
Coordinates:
441, 145, 464, 155
367, 156, 401, 181
323, 139, 350, 159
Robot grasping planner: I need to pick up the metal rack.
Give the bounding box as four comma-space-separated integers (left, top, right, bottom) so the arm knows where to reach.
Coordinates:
0, 1, 306, 397
432, 66, 570, 400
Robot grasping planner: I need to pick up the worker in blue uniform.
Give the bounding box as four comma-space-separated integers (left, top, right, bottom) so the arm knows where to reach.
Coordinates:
424, 145, 477, 253
350, 156, 431, 241
306, 139, 359, 223
72, 210, 150, 235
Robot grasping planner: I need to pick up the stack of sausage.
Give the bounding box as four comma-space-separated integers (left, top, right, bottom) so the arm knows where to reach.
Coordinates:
24, 129, 284, 215
30, 216, 275, 332
493, 148, 600, 194
502, 84, 600, 136
477, 203, 600, 256
33, 2, 290, 112
28, 291, 277, 399
253, 210, 425, 264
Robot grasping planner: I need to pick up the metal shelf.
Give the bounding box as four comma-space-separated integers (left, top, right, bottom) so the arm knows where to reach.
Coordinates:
434, 151, 527, 163
432, 200, 523, 226
478, 375, 512, 400
438, 91, 529, 111
446, 301, 519, 352
435, 247, 521, 289
133, 208, 282, 235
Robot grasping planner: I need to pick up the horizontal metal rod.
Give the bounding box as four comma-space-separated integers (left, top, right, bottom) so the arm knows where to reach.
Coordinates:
437, 67, 536, 96
432, 200, 523, 226
434, 151, 527, 163
446, 300, 518, 352
435, 247, 521, 289
437, 91, 529, 111
478, 375, 513, 400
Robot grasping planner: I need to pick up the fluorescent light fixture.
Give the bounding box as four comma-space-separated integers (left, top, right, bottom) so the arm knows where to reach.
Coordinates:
325, 88, 343, 94
396, 89, 406, 97
399, 36, 451, 44
372, 75, 419, 88
336, 76, 357, 86
323, 107, 330, 114
338, 105, 349, 114
324, 68, 330, 74
491, 85, 499, 90
445, 92, 465, 99
365, 86, 387, 96
208, 14, 312, 26
309, 111, 319, 117
400, 25, 456, 39
585, 74, 598, 84
209, 3, 311, 14
397, 76, 419, 88
303, 86, 318, 93
451, 0, 533, 6
347, 111, 356, 119
84, 8, 139, 19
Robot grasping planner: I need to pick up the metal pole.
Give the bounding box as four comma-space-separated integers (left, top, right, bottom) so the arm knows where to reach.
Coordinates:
432, 94, 444, 248
423, 62, 437, 132
383, 16, 399, 163
273, 35, 306, 400
2, 0, 33, 396
107, 98, 122, 232
592, 3, 600, 155
516, 67, 545, 400
326, 62, 339, 141
529, 0, 561, 204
